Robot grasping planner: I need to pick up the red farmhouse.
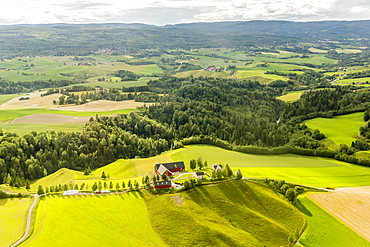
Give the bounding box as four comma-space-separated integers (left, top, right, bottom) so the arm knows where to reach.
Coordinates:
154, 161, 185, 176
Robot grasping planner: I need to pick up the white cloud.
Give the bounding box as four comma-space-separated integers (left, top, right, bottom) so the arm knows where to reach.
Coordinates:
0, 0, 369, 25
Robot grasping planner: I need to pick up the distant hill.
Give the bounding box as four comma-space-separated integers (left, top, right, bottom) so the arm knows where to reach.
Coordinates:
166, 20, 370, 41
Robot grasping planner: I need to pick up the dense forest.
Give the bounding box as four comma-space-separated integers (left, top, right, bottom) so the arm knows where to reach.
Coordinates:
2, 76, 370, 186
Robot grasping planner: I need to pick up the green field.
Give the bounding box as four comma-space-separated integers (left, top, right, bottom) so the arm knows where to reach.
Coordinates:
174, 70, 231, 79
0, 94, 20, 104
0, 108, 135, 122
92, 159, 137, 179
0, 123, 84, 134
296, 195, 370, 246
170, 145, 370, 187
0, 198, 33, 247
80, 77, 154, 89
304, 112, 365, 146
144, 180, 305, 247
21, 193, 167, 247
277, 90, 305, 102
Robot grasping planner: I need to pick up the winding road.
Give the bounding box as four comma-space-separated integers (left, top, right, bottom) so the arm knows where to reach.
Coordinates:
11, 194, 39, 247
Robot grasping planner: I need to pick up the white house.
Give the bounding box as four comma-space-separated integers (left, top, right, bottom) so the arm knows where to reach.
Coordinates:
195, 172, 205, 179
63, 190, 79, 196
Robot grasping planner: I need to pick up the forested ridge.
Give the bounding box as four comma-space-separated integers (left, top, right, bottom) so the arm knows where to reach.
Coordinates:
2, 76, 370, 186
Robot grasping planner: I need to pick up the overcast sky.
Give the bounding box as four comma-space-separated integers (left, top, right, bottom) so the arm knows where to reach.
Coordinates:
0, 0, 369, 25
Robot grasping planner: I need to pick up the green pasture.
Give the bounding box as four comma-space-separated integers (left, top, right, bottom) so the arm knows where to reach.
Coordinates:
144, 180, 305, 247
92, 159, 137, 179
0, 198, 33, 247
296, 195, 370, 247
170, 145, 345, 168
235, 70, 287, 83
337, 77, 370, 85
304, 112, 364, 146
0, 123, 84, 135
0, 108, 135, 122
252, 53, 337, 65
21, 193, 167, 247
170, 145, 370, 187
0, 94, 20, 104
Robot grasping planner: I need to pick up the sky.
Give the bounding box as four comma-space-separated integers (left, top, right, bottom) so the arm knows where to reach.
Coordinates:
0, 0, 369, 26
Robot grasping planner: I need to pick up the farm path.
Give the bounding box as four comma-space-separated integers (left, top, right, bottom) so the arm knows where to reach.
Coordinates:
309, 186, 370, 241
11, 194, 39, 247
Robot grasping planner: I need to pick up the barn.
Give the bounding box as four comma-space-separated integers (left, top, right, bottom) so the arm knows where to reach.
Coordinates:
63, 190, 79, 196
154, 161, 185, 176
153, 181, 172, 189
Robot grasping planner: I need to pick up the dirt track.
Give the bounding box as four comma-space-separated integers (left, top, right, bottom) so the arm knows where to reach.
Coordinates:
309, 187, 370, 241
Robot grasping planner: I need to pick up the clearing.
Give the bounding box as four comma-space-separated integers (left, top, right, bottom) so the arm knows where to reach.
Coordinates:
304, 112, 364, 146
309, 187, 370, 241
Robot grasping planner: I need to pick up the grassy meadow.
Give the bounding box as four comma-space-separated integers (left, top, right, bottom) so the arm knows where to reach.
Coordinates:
0, 198, 33, 247
296, 195, 370, 247
277, 90, 304, 102
20, 193, 167, 247
144, 180, 305, 247
304, 112, 364, 146
170, 145, 370, 187
0, 108, 134, 123
0, 123, 84, 135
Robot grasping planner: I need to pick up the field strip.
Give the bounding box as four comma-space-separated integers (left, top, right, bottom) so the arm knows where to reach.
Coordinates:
50, 100, 151, 112
309, 187, 370, 241
11, 194, 39, 247
11, 114, 92, 124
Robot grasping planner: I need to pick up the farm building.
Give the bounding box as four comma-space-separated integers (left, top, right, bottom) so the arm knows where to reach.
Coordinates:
212, 164, 223, 170
154, 161, 185, 176
63, 190, 79, 196
153, 181, 172, 189
153, 181, 183, 190
195, 172, 205, 179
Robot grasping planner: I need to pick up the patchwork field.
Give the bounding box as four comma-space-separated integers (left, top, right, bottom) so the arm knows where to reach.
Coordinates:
0, 123, 84, 135
304, 112, 364, 146
144, 180, 305, 247
0, 198, 33, 247
296, 196, 370, 247
20, 193, 167, 247
309, 187, 370, 241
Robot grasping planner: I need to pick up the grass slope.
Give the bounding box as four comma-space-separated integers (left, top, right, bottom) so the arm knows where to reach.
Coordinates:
92, 159, 137, 179
144, 180, 305, 247
296, 195, 370, 247
0, 198, 33, 247
304, 112, 364, 146
21, 193, 167, 247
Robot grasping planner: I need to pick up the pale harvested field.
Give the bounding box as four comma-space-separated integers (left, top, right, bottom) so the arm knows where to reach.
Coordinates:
0, 92, 60, 110
53, 100, 151, 112
309, 187, 370, 241
12, 114, 91, 124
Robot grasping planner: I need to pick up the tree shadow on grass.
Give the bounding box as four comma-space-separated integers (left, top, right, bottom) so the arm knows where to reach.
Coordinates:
295, 198, 312, 217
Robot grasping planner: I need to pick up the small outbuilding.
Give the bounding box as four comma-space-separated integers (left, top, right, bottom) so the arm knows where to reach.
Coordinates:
212, 164, 223, 170
195, 172, 205, 179
63, 190, 79, 196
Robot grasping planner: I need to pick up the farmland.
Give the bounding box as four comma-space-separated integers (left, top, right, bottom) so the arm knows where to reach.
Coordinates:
304, 112, 365, 146
20, 193, 167, 247
170, 145, 370, 188
309, 187, 370, 241
296, 195, 370, 247
0, 198, 33, 247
